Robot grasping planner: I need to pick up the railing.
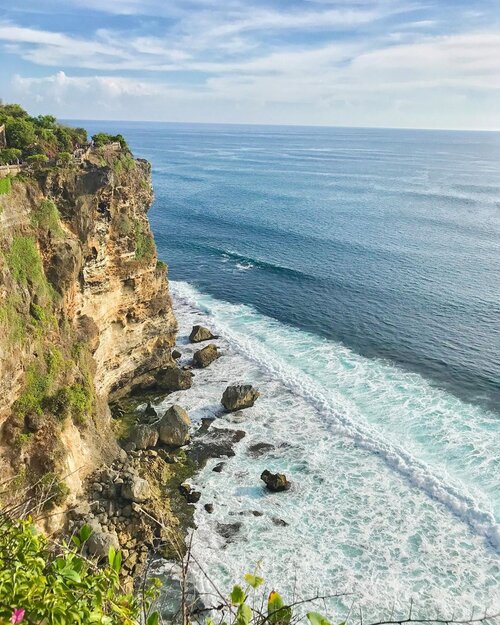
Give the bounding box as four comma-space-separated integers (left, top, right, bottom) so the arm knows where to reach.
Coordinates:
0, 164, 23, 178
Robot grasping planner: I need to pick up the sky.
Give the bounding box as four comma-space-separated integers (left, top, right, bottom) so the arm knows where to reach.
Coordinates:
1, 0, 500, 129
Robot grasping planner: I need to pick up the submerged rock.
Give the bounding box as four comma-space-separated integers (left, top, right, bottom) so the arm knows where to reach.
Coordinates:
216, 522, 241, 541
193, 344, 219, 368
130, 424, 158, 450
212, 462, 226, 473
247, 442, 275, 457
204, 503, 214, 513
189, 325, 217, 343
159, 405, 191, 447
261, 470, 291, 492
171, 349, 182, 360
155, 367, 193, 392
222, 385, 260, 411
189, 428, 246, 467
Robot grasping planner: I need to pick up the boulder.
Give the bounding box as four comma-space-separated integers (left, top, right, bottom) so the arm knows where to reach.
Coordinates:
193, 344, 219, 368
260, 470, 291, 492
86, 526, 119, 559
212, 462, 226, 473
221, 385, 260, 411
172, 349, 182, 360
188, 429, 246, 467
189, 325, 216, 343
179, 483, 201, 503
204, 503, 214, 513
155, 367, 193, 392
144, 402, 157, 418
121, 476, 151, 503
130, 424, 158, 450
159, 405, 191, 447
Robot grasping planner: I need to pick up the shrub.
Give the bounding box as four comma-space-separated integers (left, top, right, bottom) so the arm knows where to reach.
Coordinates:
31, 199, 63, 236
26, 154, 49, 169
49, 383, 92, 425
5, 118, 36, 150
35, 472, 70, 509
6, 236, 50, 297
0, 148, 22, 164
134, 220, 155, 261
0, 518, 160, 625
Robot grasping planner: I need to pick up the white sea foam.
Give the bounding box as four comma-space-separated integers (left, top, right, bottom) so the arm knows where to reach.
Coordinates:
162, 281, 500, 619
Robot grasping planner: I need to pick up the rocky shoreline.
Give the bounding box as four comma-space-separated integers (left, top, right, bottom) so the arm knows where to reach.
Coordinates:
68, 325, 265, 590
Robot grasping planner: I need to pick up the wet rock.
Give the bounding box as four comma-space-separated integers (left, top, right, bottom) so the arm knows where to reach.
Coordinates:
172, 349, 182, 360
155, 367, 193, 392
272, 517, 289, 527
216, 522, 241, 541
212, 462, 226, 473
247, 442, 275, 457
204, 503, 214, 513
193, 344, 219, 368
121, 476, 151, 503
144, 402, 158, 419
189, 325, 217, 343
86, 526, 119, 559
261, 470, 291, 492
159, 405, 191, 447
221, 385, 260, 412
188, 428, 246, 467
179, 483, 201, 504
130, 424, 158, 450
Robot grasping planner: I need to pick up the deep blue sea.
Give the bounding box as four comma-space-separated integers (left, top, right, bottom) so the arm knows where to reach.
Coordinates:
81, 121, 500, 618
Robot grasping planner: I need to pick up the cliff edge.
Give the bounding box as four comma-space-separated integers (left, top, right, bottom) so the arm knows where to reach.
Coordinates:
0, 143, 178, 522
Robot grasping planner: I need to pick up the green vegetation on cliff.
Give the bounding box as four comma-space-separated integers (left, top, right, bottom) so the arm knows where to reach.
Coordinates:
0, 103, 87, 163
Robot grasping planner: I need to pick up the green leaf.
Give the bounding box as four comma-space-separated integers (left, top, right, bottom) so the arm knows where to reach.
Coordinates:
307, 612, 332, 625
244, 573, 264, 589
108, 545, 115, 568
61, 567, 82, 583
147, 612, 160, 625
235, 603, 252, 625
112, 550, 122, 574
79, 524, 92, 543
230, 584, 246, 605
268, 591, 292, 625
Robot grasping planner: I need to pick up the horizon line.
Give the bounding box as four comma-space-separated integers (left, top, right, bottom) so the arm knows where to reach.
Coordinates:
62, 118, 500, 134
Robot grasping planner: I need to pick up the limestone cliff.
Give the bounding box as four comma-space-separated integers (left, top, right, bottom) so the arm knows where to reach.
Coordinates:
0, 145, 178, 520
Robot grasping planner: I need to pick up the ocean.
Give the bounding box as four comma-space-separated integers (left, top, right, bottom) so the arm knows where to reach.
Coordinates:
81, 121, 500, 618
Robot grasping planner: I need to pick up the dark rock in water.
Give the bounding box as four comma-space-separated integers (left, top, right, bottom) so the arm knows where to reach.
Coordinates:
236, 510, 263, 517
172, 349, 182, 360
159, 405, 190, 447
261, 470, 291, 492
199, 418, 215, 434
179, 483, 201, 504
144, 402, 157, 418
189, 325, 217, 343
247, 442, 275, 457
272, 517, 289, 527
189, 428, 246, 468
221, 385, 260, 411
204, 503, 214, 514
130, 424, 158, 450
193, 344, 219, 368
155, 367, 193, 392
216, 522, 241, 541
212, 462, 226, 473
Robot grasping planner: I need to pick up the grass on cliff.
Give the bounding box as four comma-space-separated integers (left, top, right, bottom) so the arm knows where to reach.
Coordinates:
0, 176, 12, 195
134, 220, 155, 261
6, 235, 57, 303
31, 199, 64, 236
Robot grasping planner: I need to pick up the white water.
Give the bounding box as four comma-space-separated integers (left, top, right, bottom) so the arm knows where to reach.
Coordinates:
158, 281, 500, 620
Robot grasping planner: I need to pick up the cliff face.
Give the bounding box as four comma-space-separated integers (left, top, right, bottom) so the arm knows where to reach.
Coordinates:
0, 147, 177, 518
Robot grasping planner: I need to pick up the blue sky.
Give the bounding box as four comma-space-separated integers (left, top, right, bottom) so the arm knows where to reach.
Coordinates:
1, 0, 500, 128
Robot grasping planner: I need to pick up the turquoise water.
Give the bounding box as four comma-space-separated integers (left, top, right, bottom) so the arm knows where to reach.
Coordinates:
78, 121, 500, 617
